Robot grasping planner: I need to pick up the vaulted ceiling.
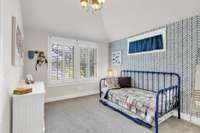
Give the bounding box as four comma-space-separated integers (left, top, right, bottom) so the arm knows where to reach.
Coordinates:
20, 0, 108, 42
21, 0, 200, 43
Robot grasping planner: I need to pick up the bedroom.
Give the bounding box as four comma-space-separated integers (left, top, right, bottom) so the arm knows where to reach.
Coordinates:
0, 0, 200, 133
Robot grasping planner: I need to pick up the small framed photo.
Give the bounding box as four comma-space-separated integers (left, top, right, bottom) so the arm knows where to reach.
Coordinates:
112, 51, 121, 66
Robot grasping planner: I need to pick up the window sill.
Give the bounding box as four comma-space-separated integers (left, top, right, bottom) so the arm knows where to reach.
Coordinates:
48, 79, 98, 88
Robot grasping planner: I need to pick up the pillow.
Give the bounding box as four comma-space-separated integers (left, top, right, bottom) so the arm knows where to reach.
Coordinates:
118, 77, 132, 88
105, 77, 120, 89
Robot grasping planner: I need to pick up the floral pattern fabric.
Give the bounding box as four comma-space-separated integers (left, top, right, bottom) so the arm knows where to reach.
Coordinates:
105, 77, 120, 89
106, 88, 156, 124
101, 86, 177, 125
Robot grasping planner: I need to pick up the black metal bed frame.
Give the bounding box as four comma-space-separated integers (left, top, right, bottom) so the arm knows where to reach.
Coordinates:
99, 70, 181, 133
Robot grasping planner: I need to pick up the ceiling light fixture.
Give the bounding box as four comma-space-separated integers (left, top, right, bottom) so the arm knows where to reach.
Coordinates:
80, 0, 105, 13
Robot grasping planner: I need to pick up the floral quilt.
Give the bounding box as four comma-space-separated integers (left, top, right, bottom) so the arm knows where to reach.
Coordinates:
101, 87, 175, 124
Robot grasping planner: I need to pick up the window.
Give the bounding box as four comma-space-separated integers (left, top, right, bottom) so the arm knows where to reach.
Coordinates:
48, 37, 98, 86
127, 28, 166, 55
80, 47, 97, 79
48, 38, 74, 85
128, 35, 163, 54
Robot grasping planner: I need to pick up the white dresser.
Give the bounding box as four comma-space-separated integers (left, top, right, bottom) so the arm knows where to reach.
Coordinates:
12, 82, 45, 133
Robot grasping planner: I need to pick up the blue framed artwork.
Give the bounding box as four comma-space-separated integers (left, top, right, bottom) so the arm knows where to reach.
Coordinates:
127, 28, 166, 55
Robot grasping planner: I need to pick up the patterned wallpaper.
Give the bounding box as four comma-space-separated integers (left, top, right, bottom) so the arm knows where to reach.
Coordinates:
198, 48, 200, 63
110, 15, 200, 115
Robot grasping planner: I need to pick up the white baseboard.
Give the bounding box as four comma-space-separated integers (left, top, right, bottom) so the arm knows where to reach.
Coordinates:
173, 111, 200, 126
45, 90, 99, 103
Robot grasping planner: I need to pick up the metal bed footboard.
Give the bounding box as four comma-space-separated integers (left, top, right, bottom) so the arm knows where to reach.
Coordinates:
155, 85, 180, 133
99, 70, 181, 133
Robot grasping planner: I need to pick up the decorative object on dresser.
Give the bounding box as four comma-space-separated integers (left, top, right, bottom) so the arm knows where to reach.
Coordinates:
111, 51, 121, 66
11, 16, 24, 66
13, 87, 32, 95
12, 82, 45, 133
25, 74, 34, 84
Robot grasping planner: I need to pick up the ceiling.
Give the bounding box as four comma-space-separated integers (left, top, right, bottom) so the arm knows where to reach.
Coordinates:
21, 0, 200, 43
101, 0, 200, 41
20, 0, 109, 42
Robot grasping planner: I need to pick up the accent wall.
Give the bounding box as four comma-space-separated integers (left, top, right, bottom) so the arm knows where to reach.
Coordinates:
110, 15, 200, 116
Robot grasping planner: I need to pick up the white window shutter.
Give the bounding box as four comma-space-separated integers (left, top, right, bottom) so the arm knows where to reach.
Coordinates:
80, 47, 97, 79
48, 41, 74, 84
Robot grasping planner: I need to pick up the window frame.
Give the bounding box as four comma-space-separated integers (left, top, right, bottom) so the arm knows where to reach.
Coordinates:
48, 37, 76, 87
48, 37, 98, 87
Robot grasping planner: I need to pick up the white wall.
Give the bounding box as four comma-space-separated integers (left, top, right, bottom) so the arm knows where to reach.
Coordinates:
0, 0, 3, 132
23, 31, 109, 102
0, 0, 24, 133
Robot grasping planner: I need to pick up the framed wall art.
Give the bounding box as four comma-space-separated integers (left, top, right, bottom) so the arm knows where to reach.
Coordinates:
11, 16, 24, 66
111, 51, 121, 66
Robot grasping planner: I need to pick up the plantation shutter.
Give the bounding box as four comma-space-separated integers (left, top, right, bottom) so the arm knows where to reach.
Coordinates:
48, 42, 74, 83
80, 47, 97, 79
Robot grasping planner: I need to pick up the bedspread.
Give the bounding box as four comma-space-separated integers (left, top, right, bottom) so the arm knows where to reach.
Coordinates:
102, 88, 175, 124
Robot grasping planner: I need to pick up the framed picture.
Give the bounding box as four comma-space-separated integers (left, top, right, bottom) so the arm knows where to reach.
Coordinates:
12, 16, 24, 66
112, 51, 121, 66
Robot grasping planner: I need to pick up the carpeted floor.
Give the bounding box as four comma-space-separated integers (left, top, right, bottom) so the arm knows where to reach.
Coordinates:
45, 95, 200, 133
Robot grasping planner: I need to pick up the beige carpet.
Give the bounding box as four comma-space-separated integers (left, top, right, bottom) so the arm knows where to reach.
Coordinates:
45, 95, 200, 133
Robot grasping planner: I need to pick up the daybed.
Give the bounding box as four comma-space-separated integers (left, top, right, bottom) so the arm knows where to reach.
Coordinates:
99, 70, 181, 133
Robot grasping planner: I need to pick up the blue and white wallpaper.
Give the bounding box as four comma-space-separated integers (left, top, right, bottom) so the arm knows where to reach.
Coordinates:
110, 15, 200, 115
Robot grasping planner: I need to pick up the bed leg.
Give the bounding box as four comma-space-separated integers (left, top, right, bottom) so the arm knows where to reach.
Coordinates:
155, 126, 158, 133
178, 104, 181, 119
177, 75, 181, 119
155, 92, 159, 133
155, 116, 159, 133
